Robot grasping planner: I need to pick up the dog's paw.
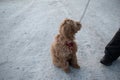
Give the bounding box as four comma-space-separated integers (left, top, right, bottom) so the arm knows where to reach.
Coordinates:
63, 68, 70, 73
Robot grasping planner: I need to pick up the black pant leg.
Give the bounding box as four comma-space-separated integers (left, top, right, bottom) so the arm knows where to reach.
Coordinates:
105, 28, 120, 61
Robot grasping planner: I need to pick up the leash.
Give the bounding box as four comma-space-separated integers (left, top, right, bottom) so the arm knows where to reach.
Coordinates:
79, 0, 91, 22
57, 0, 91, 22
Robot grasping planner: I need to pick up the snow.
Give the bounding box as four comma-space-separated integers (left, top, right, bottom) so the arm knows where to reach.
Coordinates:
0, 0, 120, 80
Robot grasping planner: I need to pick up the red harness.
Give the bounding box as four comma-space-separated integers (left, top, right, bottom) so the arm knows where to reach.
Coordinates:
65, 41, 74, 51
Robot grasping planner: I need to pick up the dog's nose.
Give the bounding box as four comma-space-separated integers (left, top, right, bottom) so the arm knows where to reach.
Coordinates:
76, 22, 81, 30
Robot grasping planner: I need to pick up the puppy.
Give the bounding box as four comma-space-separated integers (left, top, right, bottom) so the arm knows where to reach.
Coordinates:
51, 19, 82, 73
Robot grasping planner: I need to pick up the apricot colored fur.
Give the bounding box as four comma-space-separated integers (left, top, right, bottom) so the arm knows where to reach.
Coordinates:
51, 19, 82, 73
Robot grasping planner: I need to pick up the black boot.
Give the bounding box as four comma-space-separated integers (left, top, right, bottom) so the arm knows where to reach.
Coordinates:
100, 55, 113, 66
101, 28, 120, 66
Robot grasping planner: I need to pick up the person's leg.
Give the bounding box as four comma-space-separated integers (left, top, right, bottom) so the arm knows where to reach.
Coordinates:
100, 28, 120, 66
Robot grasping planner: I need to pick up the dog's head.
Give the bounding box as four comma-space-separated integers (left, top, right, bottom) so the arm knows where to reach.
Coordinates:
59, 18, 82, 40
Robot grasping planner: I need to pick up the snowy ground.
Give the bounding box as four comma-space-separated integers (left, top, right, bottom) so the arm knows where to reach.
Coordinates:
0, 0, 120, 80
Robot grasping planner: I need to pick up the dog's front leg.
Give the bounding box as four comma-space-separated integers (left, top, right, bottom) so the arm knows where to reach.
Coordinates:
70, 54, 80, 69
61, 60, 70, 73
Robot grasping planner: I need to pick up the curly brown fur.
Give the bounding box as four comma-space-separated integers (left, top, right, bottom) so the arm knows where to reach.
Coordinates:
51, 19, 82, 73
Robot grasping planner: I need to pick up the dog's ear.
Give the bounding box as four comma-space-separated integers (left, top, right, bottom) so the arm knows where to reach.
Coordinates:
59, 22, 73, 39
59, 24, 69, 37
60, 19, 70, 33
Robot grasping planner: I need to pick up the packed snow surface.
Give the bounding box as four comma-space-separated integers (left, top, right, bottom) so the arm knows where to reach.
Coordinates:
0, 0, 120, 80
